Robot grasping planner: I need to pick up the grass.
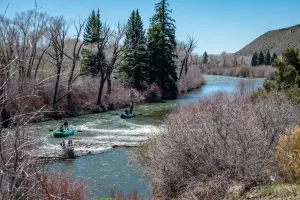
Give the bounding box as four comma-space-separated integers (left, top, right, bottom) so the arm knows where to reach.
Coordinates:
252, 184, 300, 198
224, 183, 300, 200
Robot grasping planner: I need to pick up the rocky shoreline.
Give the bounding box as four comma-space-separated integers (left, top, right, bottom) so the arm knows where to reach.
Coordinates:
35, 140, 140, 164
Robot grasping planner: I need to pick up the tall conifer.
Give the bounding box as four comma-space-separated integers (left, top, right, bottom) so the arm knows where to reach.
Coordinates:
119, 10, 149, 90
148, 0, 178, 98
251, 52, 258, 66
265, 51, 271, 65
81, 9, 107, 75
258, 51, 265, 65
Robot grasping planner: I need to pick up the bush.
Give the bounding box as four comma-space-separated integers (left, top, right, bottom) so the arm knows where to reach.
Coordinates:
250, 88, 266, 103
263, 80, 277, 92
136, 93, 300, 199
178, 65, 205, 93
144, 84, 162, 102
36, 173, 86, 200
276, 126, 300, 180
285, 86, 300, 104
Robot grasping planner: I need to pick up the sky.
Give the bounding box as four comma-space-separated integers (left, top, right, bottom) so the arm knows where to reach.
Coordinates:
1, 0, 300, 55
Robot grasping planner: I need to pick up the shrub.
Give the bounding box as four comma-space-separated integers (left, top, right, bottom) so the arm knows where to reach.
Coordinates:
250, 88, 265, 103
136, 93, 300, 199
285, 86, 300, 104
37, 173, 86, 200
178, 65, 205, 93
276, 126, 300, 180
263, 80, 277, 92
237, 65, 251, 77
144, 84, 162, 102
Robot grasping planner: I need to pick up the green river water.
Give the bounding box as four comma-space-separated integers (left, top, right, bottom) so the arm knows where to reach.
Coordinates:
30, 75, 265, 199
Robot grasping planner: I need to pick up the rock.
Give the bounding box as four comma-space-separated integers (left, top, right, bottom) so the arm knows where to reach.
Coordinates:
62, 147, 76, 159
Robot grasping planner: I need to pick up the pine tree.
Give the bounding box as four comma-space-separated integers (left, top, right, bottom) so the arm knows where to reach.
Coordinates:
81, 9, 107, 75
251, 52, 258, 66
148, 0, 178, 98
258, 51, 265, 65
119, 10, 149, 90
265, 50, 271, 65
203, 52, 208, 64
271, 52, 278, 64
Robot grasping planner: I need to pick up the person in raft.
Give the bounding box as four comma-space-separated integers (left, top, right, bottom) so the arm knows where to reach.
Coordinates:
63, 120, 68, 129
129, 103, 134, 114
125, 109, 129, 115
59, 125, 64, 132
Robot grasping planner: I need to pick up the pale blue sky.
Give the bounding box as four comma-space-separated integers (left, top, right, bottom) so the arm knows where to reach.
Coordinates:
1, 0, 300, 54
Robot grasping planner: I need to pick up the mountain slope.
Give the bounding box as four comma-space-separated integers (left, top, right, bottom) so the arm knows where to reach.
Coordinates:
236, 24, 300, 56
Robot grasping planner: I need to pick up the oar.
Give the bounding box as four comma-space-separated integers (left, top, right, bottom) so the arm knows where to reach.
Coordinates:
117, 113, 143, 116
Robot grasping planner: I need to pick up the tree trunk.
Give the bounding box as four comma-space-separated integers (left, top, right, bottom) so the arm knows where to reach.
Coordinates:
179, 57, 186, 79
67, 60, 76, 109
97, 76, 106, 107
52, 63, 62, 110
106, 76, 112, 96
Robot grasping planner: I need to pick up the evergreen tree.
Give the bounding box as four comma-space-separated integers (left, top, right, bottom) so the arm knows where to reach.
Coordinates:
251, 52, 258, 66
265, 50, 271, 65
119, 10, 149, 90
148, 0, 178, 99
81, 9, 107, 75
271, 52, 277, 64
283, 47, 300, 74
203, 51, 208, 64
258, 51, 265, 65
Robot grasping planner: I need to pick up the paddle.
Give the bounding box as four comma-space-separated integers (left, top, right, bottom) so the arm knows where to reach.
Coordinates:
116, 113, 142, 116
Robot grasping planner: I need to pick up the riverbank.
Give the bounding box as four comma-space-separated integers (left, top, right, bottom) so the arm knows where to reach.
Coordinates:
201, 65, 276, 80
27, 75, 206, 125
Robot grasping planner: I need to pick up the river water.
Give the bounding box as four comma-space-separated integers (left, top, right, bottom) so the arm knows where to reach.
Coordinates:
31, 75, 265, 199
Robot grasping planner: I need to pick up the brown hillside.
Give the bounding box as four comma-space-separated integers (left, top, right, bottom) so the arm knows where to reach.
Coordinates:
236, 24, 300, 56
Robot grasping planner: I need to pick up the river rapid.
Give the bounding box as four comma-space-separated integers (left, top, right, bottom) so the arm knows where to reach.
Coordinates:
30, 75, 265, 199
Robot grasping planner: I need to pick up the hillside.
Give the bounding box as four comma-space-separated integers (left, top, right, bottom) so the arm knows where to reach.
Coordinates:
236, 24, 300, 56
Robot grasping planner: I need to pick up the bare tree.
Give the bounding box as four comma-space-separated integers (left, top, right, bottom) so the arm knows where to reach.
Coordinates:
0, 15, 19, 127
95, 22, 126, 106
232, 53, 238, 67
220, 51, 228, 67
14, 10, 48, 79
63, 19, 85, 109
46, 16, 70, 110
178, 35, 198, 79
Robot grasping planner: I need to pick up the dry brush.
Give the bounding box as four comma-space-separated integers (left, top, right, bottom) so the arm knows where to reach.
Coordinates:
136, 92, 300, 199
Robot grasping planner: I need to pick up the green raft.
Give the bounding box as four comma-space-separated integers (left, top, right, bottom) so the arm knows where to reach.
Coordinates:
120, 113, 136, 119
53, 128, 75, 137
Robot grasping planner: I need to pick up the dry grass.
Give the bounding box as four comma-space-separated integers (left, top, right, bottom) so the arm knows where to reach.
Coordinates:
136, 92, 300, 199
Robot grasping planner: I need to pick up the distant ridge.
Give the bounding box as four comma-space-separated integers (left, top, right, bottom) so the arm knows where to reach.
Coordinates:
236, 24, 300, 56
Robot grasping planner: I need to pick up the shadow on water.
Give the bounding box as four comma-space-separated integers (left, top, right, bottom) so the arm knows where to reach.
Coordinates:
43, 75, 265, 199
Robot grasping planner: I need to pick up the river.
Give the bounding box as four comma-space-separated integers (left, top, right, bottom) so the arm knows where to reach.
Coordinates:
30, 75, 265, 199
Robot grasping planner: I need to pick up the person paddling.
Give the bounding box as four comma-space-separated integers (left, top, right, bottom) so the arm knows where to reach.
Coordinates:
125, 109, 129, 115
64, 120, 68, 129
129, 103, 134, 114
